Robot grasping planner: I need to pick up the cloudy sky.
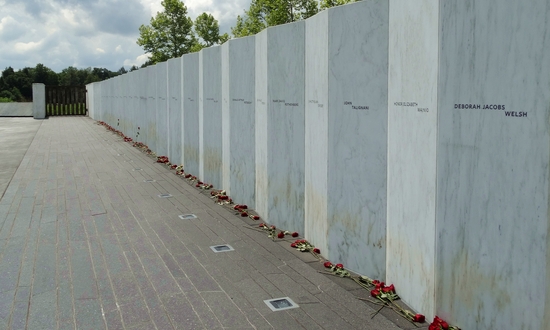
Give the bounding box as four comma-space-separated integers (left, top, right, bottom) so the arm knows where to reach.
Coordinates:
0, 0, 251, 73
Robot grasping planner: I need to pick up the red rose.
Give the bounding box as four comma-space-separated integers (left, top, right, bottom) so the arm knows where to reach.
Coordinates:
370, 289, 380, 297
198, 181, 203, 184
382, 287, 393, 293
429, 325, 439, 330
277, 232, 285, 239
313, 248, 320, 254
252, 215, 260, 220
291, 232, 299, 237
290, 243, 297, 248
195, 184, 201, 187
259, 223, 265, 227
372, 280, 380, 285
323, 261, 332, 268
413, 314, 425, 323
335, 264, 343, 269
387, 284, 395, 293
440, 321, 449, 330
240, 212, 248, 217
375, 282, 385, 290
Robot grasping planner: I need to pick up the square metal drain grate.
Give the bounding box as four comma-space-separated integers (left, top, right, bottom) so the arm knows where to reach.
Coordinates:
264, 297, 299, 312
178, 214, 197, 219
158, 194, 172, 198
209, 245, 234, 253
143, 179, 156, 183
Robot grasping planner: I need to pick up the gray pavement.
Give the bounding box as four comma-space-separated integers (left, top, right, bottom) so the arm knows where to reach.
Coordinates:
0, 117, 426, 329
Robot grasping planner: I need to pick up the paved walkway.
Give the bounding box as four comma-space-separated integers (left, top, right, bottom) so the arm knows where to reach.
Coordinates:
0, 117, 423, 329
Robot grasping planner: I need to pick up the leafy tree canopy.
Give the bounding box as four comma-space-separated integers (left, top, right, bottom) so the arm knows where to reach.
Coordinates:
0, 64, 121, 102
232, 0, 358, 37
137, 0, 196, 63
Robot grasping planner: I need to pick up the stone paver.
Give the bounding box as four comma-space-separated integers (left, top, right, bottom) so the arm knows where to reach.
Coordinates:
0, 117, 425, 329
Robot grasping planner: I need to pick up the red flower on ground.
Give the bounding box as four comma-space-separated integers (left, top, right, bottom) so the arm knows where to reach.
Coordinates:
323, 261, 332, 268
277, 232, 285, 239
290, 243, 297, 248
271, 225, 276, 229
259, 223, 265, 227
251, 215, 260, 220
413, 314, 425, 323
240, 212, 248, 217
335, 263, 344, 269
313, 248, 320, 254
381, 284, 395, 293
195, 184, 201, 187
370, 289, 380, 298
291, 232, 299, 237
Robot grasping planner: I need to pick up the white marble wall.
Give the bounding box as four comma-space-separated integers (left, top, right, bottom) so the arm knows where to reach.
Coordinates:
183, 53, 200, 176
168, 58, 183, 165
434, 2, 550, 329
255, 29, 268, 220
136, 68, 148, 145
199, 46, 223, 187
146, 66, 158, 151
222, 36, 256, 207
256, 21, 305, 233
387, 0, 439, 317
155, 62, 168, 156
306, 0, 388, 279
32, 83, 45, 119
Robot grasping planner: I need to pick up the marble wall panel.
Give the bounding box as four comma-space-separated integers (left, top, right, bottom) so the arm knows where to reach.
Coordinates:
183, 53, 200, 176
387, 0, 439, 317
306, 0, 388, 278
263, 21, 305, 233
435, 2, 550, 329
136, 68, 148, 146
168, 58, 183, 165
305, 9, 329, 260
156, 62, 169, 156
146, 66, 158, 152
86, 83, 94, 119
222, 43, 230, 191
199, 46, 223, 188
129, 71, 139, 140
255, 29, 269, 219
222, 36, 256, 207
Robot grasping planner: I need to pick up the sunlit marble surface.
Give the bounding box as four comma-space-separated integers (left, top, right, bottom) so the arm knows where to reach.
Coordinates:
145, 66, 158, 152
199, 46, 223, 188
256, 21, 305, 233
222, 36, 256, 207
167, 58, 183, 164
155, 62, 168, 156
305, 0, 388, 279
182, 53, 200, 177
435, 1, 550, 329
387, 0, 439, 318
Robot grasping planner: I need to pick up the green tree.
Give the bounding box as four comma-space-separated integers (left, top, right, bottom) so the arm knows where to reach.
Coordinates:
195, 13, 220, 47
231, 0, 318, 37
137, 0, 195, 63
34, 63, 58, 86
320, 0, 357, 10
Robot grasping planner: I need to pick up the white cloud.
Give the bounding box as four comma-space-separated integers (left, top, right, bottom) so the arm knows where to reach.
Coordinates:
14, 40, 43, 53
0, 0, 252, 72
